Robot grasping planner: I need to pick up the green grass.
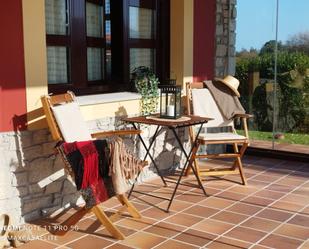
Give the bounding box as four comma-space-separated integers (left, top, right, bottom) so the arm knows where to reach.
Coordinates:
237, 130, 309, 145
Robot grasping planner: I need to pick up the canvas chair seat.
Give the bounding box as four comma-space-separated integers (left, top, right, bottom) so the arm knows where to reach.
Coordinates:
185, 81, 253, 185
198, 132, 247, 141
41, 91, 143, 240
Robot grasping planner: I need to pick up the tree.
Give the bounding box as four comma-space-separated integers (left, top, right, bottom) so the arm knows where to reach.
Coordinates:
236, 47, 258, 59
236, 46, 309, 133
286, 31, 309, 54
259, 40, 283, 55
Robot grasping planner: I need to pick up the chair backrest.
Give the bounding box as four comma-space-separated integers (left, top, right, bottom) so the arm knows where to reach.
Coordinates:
186, 81, 233, 128
41, 92, 92, 142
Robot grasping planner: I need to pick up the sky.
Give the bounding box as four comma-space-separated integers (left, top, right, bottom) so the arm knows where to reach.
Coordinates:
236, 0, 309, 51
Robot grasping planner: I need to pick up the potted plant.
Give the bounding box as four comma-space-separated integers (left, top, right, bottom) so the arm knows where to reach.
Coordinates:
132, 66, 159, 115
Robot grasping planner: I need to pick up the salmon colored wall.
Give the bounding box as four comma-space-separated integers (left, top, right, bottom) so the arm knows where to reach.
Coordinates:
0, 1, 27, 132
170, 0, 185, 85
193, 0, 216, 81
183, 0, 194, 86
22, 0, 48, 130
170, 0, 216, 87
170, 0, 194, 89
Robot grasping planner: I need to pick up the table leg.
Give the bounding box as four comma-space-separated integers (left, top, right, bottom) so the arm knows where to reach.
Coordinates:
128, 123, 167, 198
133, 123, 167, 186
166, 124, 207, 211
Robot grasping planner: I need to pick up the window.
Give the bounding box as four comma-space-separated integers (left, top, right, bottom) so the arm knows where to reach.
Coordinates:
45, 0, 170, 95
129, 5, 155, 72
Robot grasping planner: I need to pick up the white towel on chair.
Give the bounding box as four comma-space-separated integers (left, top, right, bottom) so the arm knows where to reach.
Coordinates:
51, 102, 92, 142
191, 88, 233, 128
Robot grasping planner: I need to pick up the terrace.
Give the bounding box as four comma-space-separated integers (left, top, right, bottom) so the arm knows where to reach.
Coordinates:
1, 1, 308, 249
17, 156, 309, 249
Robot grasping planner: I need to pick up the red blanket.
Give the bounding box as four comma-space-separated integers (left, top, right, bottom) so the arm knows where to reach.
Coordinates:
60, 140, 113, 208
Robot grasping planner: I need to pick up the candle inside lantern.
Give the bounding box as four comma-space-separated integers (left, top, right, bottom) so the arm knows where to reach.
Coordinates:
167, 105, 175, 116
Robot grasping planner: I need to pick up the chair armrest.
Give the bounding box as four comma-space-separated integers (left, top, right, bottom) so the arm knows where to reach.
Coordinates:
234, 114, 251, 140
91, 129, 142, 139
234, 113, 254, 118
234, 113, 254, 119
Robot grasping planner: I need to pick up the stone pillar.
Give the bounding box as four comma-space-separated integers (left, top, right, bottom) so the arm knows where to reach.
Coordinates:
215, 0, 237, 77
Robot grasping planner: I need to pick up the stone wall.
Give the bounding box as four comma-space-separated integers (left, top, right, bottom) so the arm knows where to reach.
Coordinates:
0, 116, 190, 224
0, 129, 80, 224
215, 0, 237, 77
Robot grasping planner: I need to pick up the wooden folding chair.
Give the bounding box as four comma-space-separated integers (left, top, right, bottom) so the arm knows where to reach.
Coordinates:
41, 92, 143, 240
185, 82, 253, 185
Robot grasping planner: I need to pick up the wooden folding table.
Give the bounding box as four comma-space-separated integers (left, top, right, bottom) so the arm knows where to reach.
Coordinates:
123, 115, 211, 212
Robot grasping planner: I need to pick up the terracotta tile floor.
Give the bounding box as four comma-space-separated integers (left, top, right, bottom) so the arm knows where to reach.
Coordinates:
19, 156, 308, 249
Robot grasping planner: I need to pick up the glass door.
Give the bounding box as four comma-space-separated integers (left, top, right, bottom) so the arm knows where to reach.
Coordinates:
236, 0, 309, 153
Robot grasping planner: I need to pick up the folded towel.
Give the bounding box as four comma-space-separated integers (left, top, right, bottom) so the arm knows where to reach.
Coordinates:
204, 80, 245, 120
109, 137, 144, 194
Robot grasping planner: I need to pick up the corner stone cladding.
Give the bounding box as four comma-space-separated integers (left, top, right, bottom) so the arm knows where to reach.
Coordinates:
0, 115, 190, 224
0, 129, 61, 224
215, 0, 237, 77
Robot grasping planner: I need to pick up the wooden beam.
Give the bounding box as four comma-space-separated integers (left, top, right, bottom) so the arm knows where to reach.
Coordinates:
91, 205, 125, 240
198, 139, 248, 145
198, 168, 238, 176
117, 194, 141, 219
195, 153, 239, 159
91, 129, 142, 138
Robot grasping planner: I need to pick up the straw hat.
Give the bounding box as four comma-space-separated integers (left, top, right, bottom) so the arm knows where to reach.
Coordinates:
214, 75, 240, 97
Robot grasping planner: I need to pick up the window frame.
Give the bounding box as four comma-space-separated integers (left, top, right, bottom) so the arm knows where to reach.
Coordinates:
46, 0, 170, 95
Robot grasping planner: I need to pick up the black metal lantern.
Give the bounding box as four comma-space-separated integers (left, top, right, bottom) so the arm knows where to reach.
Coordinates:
159, 81, 182, 119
